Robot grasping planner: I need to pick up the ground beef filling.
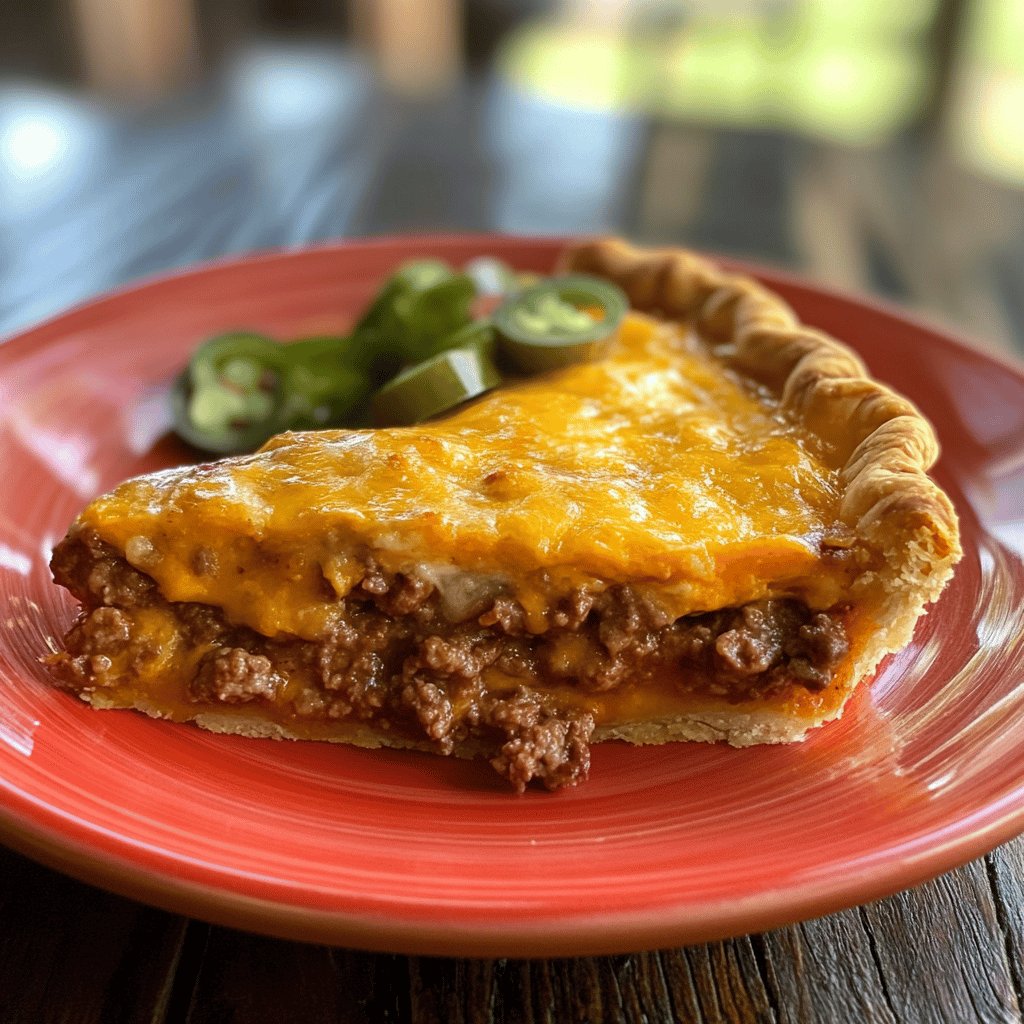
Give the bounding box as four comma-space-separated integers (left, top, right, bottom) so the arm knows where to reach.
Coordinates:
50, 531, 849, 791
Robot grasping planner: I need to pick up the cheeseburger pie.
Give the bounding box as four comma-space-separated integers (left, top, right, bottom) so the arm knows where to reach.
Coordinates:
47, 239, 961, 791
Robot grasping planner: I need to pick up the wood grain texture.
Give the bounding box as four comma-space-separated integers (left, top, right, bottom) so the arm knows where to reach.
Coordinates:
990, 841, 1024, 1013
174, 926, 409, 1023
175, 934, 779, 1023
861, 863, 1020, 1024
761, 861, 1024, 1024
8, 840, 1024, 1023
760, 914, 899, 1024
0, 847, 186, 1024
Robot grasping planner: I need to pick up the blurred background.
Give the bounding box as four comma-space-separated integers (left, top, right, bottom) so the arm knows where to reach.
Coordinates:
0, 0, 1022, 356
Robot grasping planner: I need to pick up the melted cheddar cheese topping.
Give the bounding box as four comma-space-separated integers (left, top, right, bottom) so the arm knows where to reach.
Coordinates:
82, 314, 850, 639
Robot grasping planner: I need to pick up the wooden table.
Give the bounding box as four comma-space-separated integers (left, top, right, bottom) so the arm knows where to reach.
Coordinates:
1, 61, 1023, 1023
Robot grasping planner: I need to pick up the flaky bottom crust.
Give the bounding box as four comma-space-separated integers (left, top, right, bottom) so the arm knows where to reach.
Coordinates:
81, 688, 838, 753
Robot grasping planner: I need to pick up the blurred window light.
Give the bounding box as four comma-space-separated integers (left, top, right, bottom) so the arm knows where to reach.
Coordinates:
950, 0, 1024, 185
497, 0, 938, 145
0, 113, 67, 178
0, 87, 106, 209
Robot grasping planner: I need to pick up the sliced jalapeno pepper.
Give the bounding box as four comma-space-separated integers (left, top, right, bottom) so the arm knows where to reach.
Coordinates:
286, 333, 377, 375
493, 274, 628, 373
282, 337, 372, 429
396, 273, 477, 363
430, 319, 497, 361
352, 260, 477, 369
172, 333, 294, 455
371, 346, 501, 427
172, 264, 628, 455
353, 259, 452, 338
173, 332, 373, 454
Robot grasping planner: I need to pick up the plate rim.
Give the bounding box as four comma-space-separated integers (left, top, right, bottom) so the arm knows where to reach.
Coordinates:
2, 233, 1023, 956
3, 784, 1024, 957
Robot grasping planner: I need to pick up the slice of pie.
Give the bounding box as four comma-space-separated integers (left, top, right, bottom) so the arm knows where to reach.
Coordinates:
47, 239, 961, 791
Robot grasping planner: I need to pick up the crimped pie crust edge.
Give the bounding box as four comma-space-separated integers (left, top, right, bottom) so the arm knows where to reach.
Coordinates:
561, 237, 962, 740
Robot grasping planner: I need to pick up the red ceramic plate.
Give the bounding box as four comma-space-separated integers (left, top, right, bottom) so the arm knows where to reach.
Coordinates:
1, 236, 1022, 957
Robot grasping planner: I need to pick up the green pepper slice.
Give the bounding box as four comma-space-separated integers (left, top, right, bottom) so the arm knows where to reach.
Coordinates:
353, 260, 452, 338
371, 346, 501, 426
172, 333, 294, 455
493, 274, 628, 373
395, 273, 477, 363
173, 332, 373, 454
282, 336, 372, 428
352, 260, 477, 370
286, 333, 377, 376
430, 319, 497, 361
